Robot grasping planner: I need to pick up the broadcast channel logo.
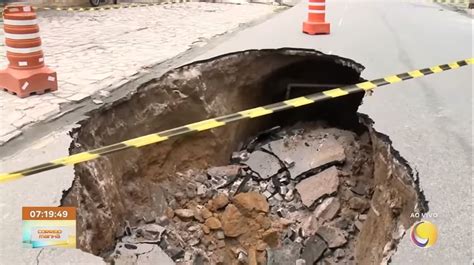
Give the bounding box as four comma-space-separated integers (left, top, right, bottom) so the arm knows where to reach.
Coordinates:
410, 220, 437, 248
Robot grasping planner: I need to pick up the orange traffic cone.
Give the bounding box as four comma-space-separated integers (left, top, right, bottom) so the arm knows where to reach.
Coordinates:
0, 5, 57, 98
303, 0, 330, 35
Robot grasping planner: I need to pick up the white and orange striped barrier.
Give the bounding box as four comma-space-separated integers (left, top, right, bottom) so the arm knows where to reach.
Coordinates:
303, 0, 330, 35
0, 5, 57, 98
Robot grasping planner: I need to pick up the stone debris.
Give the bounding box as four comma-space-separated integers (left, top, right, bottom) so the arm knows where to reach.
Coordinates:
111, 243, 174, 265
204, 217, 222, 230
175, 209, 194, 219
296, 166, 340, 208
244, 150, 282, 180
138, 223, 166, 241
232, 150, 250, 163
301, 235, 328, 264
348, 196, 370, 212
233, 192, 269, 213
221, 204, 247, 237
313, 197, 340, 221
296, 259, 306, 265
267, 242, 302, 265
301, 216, 319, 237
262, 228, 279, 247
207, 165, 242, 179
208, 193, 229, 211
264, 134, 345, 178
316, 225, 347, 248
350, 180, 370, 196
108, 124, 383, 265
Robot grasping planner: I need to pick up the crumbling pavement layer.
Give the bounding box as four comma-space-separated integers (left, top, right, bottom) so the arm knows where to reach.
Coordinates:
103, 121, 426, 265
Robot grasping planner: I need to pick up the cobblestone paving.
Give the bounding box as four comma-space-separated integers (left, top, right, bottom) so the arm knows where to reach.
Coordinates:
0, 2, 277, 145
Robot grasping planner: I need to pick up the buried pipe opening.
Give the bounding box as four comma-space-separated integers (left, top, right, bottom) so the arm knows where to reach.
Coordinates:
61, 48, 428, 264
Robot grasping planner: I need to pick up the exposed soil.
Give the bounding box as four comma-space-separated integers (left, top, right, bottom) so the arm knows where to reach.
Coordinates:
60, 49, 427, 264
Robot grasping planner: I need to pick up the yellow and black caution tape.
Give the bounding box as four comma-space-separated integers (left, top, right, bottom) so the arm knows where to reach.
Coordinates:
433, 0, 469, 4
0, 0, 193, 15
431, 0, 470, 7
0, 58, 472, 184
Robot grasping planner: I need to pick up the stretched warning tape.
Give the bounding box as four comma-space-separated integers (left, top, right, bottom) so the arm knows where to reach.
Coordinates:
0, 0, 193, 16
433, 0, 469, 4
0, 58, 472, 184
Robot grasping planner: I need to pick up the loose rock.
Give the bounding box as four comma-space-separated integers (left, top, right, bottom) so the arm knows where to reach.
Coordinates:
334, 248, 345, 259
348, 197, 369, 211
207, 165, 242, 178
188, 237, 200, 246
316, 225, 347, 248
205, 217, 222, 230
209, 194, 229, 211
267, 242, 302, 265
136, 245, 175, 265
313, 197, 340, 221
233, 192, 269, 213
175, 209, 194, 219
296, 166, 339, 208
301, 235, 327, 264
301, 216, 319, 237
216, 230, 225, 239
138, 223, 166, 241
165, 246, 185, 261
262, 228, 279, 247
201, 207, 213, 219
350, 180, 370, 196
201, 225, 210, 234
221, 204, 247, 237
296, 259, 306, 265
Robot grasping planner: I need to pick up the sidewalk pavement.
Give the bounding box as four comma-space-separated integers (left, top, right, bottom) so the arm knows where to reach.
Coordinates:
0, 2, 279, 146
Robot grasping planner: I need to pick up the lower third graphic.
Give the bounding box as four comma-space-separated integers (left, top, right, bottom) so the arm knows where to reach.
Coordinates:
22, 206, 76, 248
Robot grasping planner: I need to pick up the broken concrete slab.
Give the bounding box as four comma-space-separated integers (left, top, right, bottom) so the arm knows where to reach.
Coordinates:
112, 243, 174, 265
265, 134, 345, 178
140, 223, 166, 241
313, 197, 340, 222
121, 223, 166, 244
207, 165, 242, 179
316, 225, 347, 248
296, 166, 340, 208
244, 150, 282, 180
136, 245, 175, 265
267, 242, 302, 265
301, 235, 327, 264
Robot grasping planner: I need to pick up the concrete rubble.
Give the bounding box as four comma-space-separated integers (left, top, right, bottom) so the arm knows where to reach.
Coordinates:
295, 166, 340, 208
107, 123, 379, 264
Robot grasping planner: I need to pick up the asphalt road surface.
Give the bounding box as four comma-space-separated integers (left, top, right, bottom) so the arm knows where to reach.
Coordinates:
198, 0, 473, 264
